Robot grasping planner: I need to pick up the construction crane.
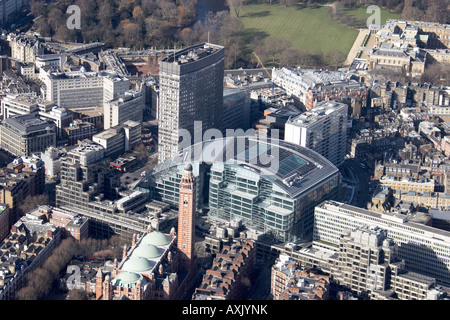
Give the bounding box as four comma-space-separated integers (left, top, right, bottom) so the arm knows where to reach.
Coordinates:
253, 52, 274, 94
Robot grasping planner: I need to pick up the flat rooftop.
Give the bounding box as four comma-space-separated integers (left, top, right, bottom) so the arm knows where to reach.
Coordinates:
287, 101, 347, 127
161, 43, 223, 65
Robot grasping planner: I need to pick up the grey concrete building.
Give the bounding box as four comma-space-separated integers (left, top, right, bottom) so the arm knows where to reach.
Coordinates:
284, 101, 348, 167
0, 114, 56, 156
157, 43, 225, 163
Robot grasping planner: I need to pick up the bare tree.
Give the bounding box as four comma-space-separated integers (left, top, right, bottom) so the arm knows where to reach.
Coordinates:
30, 0, 46, 17
67, 289, 89, 300
18, 194, 50, 217
158, 0, 178, 22
425, 0, 447, 23
16, 286, 38, 300
326, 49, 347, 70
226, 0, 243, 17
265, 37, 292, 64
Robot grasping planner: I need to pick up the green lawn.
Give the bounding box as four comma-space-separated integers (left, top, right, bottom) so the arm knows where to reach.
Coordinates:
344, 7, 401, 26
237, 3, 359, 55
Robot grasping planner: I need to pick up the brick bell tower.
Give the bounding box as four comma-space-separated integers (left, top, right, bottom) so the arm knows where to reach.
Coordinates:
177, 163, 196, 274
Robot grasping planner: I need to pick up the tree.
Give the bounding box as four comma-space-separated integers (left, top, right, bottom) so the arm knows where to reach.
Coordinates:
30, 0, 47, 17
401, 0, 423, 21
15, 286, 38, 300
280, 47, 304, 67
47, 7, 64, 33
326, 49, 347, 70
132, 6, 144, 20
226, 40, 243, 68
134, 142, 149, 163
67, 289, 89, 300
226, 0, 243, 18
18, 194, 50, 217
264, 37, 292, 65
178, 27, 195, 45
425, 0, 447, 24
158, 0, 178, 22
98, 1, 114, 28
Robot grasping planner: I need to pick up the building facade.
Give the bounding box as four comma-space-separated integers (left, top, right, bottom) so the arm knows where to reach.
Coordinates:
8, 33, 44, 63
39, 69, 129, 110
193, 239, 256, 300
284, 101, 348, 167
104, 91, 144, 130
271, 254, 330, 300
0, 114, 56, 156
92, 120, 141, 158
139, 136, 341, 243
177, 164, 196, 274
314, 200, 450, 286
157, 43, 225, 163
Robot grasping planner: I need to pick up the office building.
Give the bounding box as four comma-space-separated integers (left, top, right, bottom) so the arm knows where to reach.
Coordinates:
40, 146, 64, 178
1, 93, 55, 119
35, 54, 67, 71
33, 205, 89, 242
138, 136, 340, 242
314, 201, 450, 286
0, 114, 56, 156
104, 91, 144, 130
92, 120, 141, 158
284, 101, 348, 167
39, 69, 129, 109
55, 140, 108, 211
0, 155, 45, 225
222, 87, 251, 132
63, 119, 97, 145
0, 0, 22, 26
55, 140, 151, 241
157, 43, 224, 163
0, 204, 9, 243
95, 166, 200, 300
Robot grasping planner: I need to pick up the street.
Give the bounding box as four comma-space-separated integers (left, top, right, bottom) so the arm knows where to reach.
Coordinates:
341, 158, 373, 208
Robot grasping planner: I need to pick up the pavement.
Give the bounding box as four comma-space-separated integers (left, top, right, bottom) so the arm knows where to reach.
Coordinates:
344, 28, 371, 66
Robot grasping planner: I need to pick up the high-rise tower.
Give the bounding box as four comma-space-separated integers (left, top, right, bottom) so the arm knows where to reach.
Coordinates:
157, 43, 224, 163
177, 163, 196, 274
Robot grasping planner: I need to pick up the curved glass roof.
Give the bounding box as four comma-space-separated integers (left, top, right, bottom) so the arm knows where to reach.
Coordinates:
148, 136, 339, 198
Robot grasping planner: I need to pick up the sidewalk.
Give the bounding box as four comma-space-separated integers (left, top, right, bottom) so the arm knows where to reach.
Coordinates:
344, 28, 370, 66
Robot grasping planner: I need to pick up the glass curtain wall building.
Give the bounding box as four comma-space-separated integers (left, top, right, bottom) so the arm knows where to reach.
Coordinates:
137, 136, 341, 242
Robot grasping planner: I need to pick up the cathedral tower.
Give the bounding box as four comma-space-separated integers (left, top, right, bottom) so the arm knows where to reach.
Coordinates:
177, 163, 196, 274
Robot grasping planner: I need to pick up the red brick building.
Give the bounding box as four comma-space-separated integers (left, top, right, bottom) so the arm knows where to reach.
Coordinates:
177, 163, 196, 274
94, 163, 198, 300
